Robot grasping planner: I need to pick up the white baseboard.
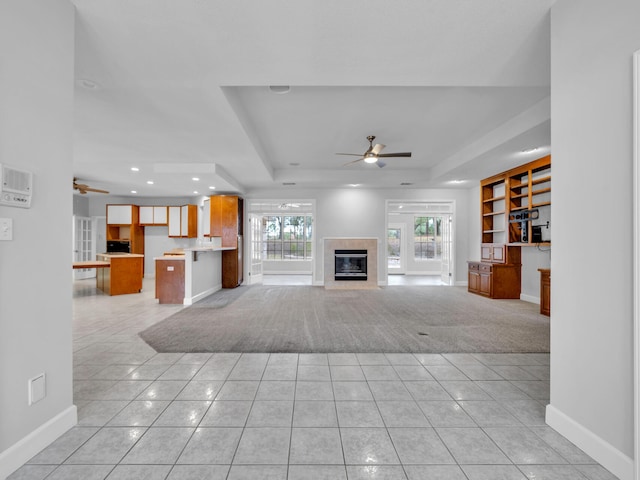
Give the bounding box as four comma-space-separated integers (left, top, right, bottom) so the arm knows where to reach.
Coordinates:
520, 293, 540, 304
455, 281, 468, 287
0, 405, 77, 480
546, 404, 634, 480
184, 284, 222, 305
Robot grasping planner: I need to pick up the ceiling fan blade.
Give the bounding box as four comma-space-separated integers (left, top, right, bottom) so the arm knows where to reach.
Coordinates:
343, 157, 365, 166
376, 152, 412, 158
85, 187, 110, 194
336, 153, 365, 156
371, 143, 386, 155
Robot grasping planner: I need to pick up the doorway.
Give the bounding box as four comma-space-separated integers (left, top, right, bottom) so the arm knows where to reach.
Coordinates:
246, 199, 315, 286
72, 216, 93, 280
386, 200, 455, 285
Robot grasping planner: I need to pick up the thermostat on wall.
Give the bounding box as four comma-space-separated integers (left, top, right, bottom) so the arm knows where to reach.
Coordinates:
0, 163, 32, 208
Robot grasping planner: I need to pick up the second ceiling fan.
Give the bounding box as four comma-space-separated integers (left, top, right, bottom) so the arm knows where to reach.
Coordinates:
336, 135, 412, 168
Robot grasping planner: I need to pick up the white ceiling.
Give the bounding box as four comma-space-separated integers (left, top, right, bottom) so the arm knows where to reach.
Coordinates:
70, 0, 553, 197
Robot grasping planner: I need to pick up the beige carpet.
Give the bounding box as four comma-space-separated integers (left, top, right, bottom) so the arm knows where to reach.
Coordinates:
139, 285, 549, 353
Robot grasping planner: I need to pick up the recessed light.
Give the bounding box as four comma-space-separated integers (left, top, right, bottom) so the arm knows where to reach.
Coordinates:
400, 182, 413, 186
147, 180, 154, 185
131, 167, 139, 172
289, 162, 300, 166
193, 191, 199, 194
450, 180, 465, 184
208, 186, 216, 190
283, 182, 296, 186
269, 85, 291, 94
349, 184, 360, 187
78, 78, 100, 90
192, 177, 200, 181
398, 205, 403, 209
131, 190, 137, 194
521, 147, 539, 154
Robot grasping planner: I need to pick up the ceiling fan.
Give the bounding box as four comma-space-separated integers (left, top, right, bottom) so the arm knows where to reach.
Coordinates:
336, 135, 412, 168
73, 178, 109, 195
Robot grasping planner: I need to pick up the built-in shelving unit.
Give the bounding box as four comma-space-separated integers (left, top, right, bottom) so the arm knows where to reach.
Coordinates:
470, 155, 551, 299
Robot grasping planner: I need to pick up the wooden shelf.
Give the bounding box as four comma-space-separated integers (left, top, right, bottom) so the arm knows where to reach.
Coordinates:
508, 242, 551, 247
532, 175, 551, 186
532, 187, 551, 195
483, 211, 505, 217
510, 182, 528, 190
483, 195, 505, 203
510, 192, 529, 200
509, 205, 529, 212
532, 201, 551, 208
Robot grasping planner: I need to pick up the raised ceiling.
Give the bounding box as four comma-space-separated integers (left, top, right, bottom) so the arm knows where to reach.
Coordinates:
71, 0, 554, 197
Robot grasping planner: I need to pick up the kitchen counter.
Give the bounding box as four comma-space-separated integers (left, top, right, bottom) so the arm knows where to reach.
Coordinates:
95, 253, 144, 295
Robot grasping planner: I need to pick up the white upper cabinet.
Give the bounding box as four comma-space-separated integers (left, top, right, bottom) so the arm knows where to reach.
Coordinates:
139, 206, 168, 225
168, 206, 182, 237
107, 205, 133, 225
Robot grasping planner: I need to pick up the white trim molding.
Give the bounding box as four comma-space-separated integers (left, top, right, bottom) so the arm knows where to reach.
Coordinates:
633, 49, 640, 480
547, 405, 634, 480
0, 406, 77, 479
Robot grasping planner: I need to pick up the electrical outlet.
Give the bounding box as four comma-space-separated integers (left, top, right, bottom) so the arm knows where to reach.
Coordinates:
28, 373, 46, 405
0, 218, 12, 241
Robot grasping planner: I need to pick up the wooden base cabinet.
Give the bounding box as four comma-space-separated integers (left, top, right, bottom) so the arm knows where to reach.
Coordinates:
155, 258, 185, 304
539, 268, 550, 316
468, 261, 521, 299
222, 243, 243, 288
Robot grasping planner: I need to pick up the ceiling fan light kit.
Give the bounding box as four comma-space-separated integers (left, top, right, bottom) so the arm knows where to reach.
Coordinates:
337, 135, 411, 167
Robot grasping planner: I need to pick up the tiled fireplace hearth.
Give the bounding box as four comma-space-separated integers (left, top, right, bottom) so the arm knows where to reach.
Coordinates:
323, 237, 378, 289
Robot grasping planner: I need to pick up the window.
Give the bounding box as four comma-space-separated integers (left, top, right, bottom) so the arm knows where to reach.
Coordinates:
262, 215, 313, 260
414, 216, 442, 260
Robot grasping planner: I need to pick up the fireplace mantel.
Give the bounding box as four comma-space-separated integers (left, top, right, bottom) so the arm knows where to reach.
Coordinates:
323, 237, 378, 289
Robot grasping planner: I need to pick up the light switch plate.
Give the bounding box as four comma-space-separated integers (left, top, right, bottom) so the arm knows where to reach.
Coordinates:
0, 218, 12, 241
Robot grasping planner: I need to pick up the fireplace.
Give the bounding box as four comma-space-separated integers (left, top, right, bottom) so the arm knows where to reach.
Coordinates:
334, 249, 367, 281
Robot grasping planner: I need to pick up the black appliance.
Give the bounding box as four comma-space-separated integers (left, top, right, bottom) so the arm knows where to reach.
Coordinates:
106, 240, 130, 253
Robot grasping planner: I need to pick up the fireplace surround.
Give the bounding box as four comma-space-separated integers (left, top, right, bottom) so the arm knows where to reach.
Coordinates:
323, 237, 378, 289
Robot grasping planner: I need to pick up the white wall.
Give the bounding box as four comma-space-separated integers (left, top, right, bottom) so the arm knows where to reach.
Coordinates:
548, 1, 638, 478
247, 187, 471, 286
0, 1, 76, 477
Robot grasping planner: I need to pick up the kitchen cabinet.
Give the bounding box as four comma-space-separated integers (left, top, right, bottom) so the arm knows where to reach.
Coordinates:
222, 240, 243, 288
155, 258, 185, 304
209, 195, 243, 247
106, 204, 144, 256
139, 206, 168, 225
107, 204, 133, 225
168, 205, 197, 238
96, 253, 144, 295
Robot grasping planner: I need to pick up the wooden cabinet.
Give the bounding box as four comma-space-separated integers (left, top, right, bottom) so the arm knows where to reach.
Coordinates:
209, 195, 243, 247
539, 268, 550, 316
96, 254, 144, 295
106, 204, 144, 255
210, 195, 244, 288
139, 206, 168, 225
155, 258, 185, 304
468, 261, 521, 299
168, 205, 197, 238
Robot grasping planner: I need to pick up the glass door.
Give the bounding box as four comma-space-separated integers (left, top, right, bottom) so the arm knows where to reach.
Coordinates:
387, 224, 405, 274
248, 213, 263, 284
440, 214, 453, 285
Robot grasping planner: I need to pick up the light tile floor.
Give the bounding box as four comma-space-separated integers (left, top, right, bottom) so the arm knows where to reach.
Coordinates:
8, 278, 619, 480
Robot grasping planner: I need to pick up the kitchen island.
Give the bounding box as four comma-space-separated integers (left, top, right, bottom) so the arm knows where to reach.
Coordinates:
155, 245, 235, 305
95, 253, 144, 296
